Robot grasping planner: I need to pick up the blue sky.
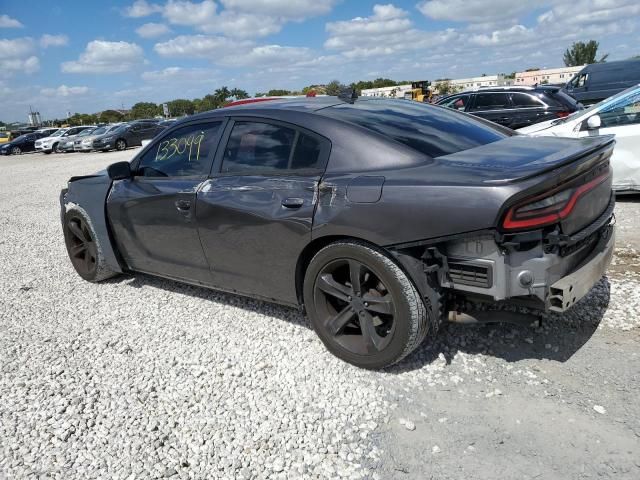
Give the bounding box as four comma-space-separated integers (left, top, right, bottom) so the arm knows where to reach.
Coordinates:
1, 0, 639, 122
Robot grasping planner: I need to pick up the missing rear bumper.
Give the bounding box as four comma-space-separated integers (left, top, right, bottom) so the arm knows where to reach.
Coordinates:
547, 226, 614, 312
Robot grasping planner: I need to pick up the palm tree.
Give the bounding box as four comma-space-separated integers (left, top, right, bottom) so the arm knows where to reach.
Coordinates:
230, 88, 249, 100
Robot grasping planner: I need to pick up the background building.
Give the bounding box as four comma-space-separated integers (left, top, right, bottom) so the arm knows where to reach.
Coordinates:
514, 66, 583, 86
448, 74, 512, 91
361, 84, 412, 98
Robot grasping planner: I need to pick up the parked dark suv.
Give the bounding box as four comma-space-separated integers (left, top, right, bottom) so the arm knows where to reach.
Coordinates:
436, 86, 581, 129
92, 120, 163, 151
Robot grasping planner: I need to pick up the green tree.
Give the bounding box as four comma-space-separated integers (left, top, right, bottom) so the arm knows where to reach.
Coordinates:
230, 88, 249, 100
434, 80, 459, 96
563, 40, 608, 66
99, 110, 125, 123
325, 80, 345, 96
267, 89, 291, 96
167, 99, 195, 116
130, 102, 161, 119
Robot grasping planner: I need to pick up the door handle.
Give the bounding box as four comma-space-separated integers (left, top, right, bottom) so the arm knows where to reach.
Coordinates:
281, 197, 304, 209
175, 200, 191, 211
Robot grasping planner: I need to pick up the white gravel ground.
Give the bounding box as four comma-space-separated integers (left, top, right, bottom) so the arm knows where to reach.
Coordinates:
1, 150, 639, 479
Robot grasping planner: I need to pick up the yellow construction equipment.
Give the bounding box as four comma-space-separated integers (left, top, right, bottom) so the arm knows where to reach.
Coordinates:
403, 81, 432, 102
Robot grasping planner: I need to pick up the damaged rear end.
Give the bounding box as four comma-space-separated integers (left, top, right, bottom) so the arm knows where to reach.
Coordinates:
437, 135, 615, 314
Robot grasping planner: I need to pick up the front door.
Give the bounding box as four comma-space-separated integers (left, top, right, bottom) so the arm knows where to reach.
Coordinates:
196, 118, 330, 303
107, 120, 224, 283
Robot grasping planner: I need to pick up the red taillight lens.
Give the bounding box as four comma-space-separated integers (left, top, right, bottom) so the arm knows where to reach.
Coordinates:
502, 172, 608, 230
556, 111, 570, 118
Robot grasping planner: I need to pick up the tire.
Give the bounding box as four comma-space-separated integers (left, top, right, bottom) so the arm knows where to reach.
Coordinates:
11, 146, 21, 155
303, 240, 430, 369
53, 143, 61, 153
43, 150, 51, 155
63, 206, 117, 283
115, 139, 127, 151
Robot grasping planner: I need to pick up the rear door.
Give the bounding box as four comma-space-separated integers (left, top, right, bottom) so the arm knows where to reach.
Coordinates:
468, 92, 514, 127
196, 118, 330, 303
107, 120, 225, 283
509, 92, 548, 128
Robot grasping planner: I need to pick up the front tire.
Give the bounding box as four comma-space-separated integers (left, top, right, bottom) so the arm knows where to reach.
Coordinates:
63, 207, 117, 282
11, 146, 21, 155
303, 240, 430, 369
115, 139, 127, 151
53, 143, 61, 153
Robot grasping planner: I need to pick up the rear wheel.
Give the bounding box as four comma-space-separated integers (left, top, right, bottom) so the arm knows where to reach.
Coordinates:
115, 139, 127, 151
303, 240, 431, 369
11, 146, 21, 155
63, 207, 117, 282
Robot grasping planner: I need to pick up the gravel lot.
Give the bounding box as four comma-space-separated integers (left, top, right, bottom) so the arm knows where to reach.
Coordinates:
1, 150, 639, 479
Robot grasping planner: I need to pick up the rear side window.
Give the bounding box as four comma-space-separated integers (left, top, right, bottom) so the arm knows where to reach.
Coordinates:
319, 100, 510, 158
510, 93, 543, 107
471, 93, 510, 111
137, 121, 222, 177
221, 121, 325, 174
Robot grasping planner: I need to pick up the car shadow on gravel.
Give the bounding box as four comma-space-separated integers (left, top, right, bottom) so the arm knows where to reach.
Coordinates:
105, 273, 610, 372
104, 272, 309, 327
388, 277, 611, 373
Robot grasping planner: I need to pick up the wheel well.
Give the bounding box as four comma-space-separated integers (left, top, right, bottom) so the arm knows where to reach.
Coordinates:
295, 235, 363, 308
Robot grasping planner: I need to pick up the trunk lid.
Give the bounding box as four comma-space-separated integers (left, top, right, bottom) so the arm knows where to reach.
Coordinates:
433, 134, 614, 185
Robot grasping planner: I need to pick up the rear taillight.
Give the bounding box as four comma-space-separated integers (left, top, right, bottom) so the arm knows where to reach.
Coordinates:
556, 111, 570, 118
502, 172, 608, 230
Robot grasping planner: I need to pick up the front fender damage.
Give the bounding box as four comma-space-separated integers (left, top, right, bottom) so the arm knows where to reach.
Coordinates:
60, 176, 123, 273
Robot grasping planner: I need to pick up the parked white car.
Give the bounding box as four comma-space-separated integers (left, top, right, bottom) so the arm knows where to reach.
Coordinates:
519, 84, 640, 193
35, 126, 92, 154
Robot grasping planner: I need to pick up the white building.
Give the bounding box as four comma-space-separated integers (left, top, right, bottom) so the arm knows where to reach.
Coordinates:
514, 66, 583, 86
361, 84, 413, 98
446, 74, 513, 92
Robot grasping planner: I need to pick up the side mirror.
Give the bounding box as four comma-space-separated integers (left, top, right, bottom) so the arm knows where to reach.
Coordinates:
107, 161, 132, 180
586, 115, 601, 130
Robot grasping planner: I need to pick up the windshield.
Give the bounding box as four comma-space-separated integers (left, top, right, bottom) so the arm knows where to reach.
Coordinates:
50, 129, 67, 137
553, 84, 640, 125
0, 132, 8, 138
91, 127, 107, 135
111, 125, 128, 134
77, 128, 95, 137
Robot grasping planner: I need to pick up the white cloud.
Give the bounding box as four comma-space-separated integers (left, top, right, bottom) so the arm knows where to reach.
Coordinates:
154, 34, 248, 57
220, 0, 338, 19
61, 40, 144, 74
162, 0, 217, 26
0, 37, 35, 59
41, 85, 89, 96
141, 66, 216, 82
220, 44, 311, 67
469, 24, 533, 46
40, 34, 69, 48
198, 11, 283, 38
0, 14, 23, 28
417, 0, 532, 23
136, 22, 172, 38
0, 37, 38, 75
124, 0, 163, 17
0, 56, 39, 75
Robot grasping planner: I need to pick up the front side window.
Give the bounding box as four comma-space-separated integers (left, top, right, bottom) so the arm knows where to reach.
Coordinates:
221, 121, 324, 174
470, 93, 510, 111
137, 122, 222, 177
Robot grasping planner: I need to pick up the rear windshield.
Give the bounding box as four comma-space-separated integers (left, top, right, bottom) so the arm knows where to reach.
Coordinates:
319, 99, 511, 158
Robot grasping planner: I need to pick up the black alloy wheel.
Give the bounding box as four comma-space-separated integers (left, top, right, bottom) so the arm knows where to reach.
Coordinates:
314, 258, 396, 355
11, 146, 21, 155
64, 215, 98, 279
115, 139, 127, 151
304, 241, 431, 369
